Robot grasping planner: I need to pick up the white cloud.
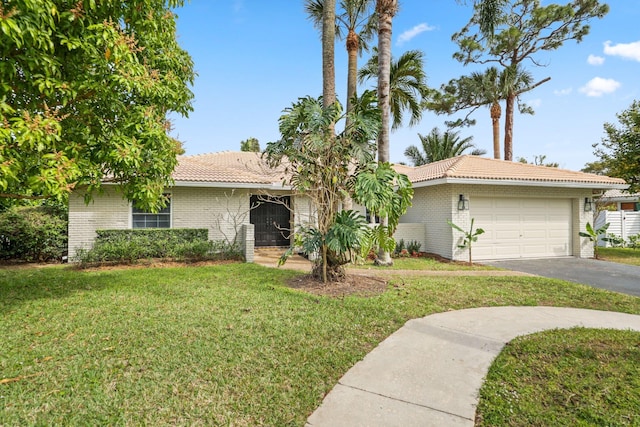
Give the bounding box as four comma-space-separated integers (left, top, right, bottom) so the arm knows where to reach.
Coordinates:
579, 77, 621, 97
603, 40, 640, 61
397, 23, 435, 46
587, 54, 605, 65
553, 87, 573, 96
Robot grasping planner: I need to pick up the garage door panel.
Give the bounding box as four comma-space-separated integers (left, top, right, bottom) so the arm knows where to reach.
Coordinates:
471, 197, 572, 260
522, 230, 546, 239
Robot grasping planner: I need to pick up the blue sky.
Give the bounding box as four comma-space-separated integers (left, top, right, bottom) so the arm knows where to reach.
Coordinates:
170, 1, 639, 171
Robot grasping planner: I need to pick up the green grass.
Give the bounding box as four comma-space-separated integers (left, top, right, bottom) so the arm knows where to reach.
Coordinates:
476, 328, 640, 426
354, 256, 496, 271
599, 247, 640, 266
1, 263, 640, 425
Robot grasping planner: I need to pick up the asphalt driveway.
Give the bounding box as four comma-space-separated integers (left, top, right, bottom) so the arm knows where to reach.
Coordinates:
486, 258, 640, 297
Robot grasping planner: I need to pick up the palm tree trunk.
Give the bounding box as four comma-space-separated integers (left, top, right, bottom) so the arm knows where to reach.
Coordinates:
503, 93, 515, 161
375, 0, 396, 266
490, 101, 501, 160
376, 0, 395, 164
322, 0, 336, 109
345, 30, 359, 130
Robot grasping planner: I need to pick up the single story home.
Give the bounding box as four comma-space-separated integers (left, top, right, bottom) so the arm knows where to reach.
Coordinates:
68, 152, 627, 262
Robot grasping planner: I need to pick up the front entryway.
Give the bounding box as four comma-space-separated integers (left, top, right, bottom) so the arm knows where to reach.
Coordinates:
250, 196, 291, 247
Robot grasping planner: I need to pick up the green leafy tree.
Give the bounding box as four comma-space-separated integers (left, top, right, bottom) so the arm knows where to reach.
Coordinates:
591, 100, 640, 192
358, 49, 429, 131
0, 0, 195, 211
404, 127, 485, 166
240, 137, 261, 152
452, 0, 608, 161
306, 0, 376, 127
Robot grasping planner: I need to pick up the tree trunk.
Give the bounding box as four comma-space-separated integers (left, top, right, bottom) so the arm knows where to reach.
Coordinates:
490, 100, 501, 160
345, 29, 359, 130
322, 0, 336, 109
375, 0, 396, 266
376, 0, 395, 164
503, 93, 515, 161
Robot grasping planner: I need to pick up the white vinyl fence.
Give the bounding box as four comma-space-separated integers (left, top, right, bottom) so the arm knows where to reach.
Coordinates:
594, 210, 640, 246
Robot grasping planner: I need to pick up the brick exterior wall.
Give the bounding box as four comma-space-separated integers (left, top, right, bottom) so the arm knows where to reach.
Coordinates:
68, 186, 130, 260
69, 183, 596, 262
68, 186, 308, 261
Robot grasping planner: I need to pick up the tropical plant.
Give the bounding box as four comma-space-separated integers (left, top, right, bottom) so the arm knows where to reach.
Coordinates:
353, 161, 413, 264
591, 100, 640, 193
0, 0, 195, 211
404, 127, 485, 166
579, 222, 610, 259
266, 93, 381, 282
452, 0, 609, 161
358, 49, 429, 131
448, 218, 485, 265
306, 0, 376, 126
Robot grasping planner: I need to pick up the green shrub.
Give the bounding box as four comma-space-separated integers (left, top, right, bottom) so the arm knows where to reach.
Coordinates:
394, 238, 406, 256
628, 234, 640, 250
74, 229, 243, 265
406, 240, 422, 254
0, 206, 67, 262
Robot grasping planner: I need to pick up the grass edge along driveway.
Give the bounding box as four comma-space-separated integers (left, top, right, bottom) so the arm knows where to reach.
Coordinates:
2, 263, 639, 426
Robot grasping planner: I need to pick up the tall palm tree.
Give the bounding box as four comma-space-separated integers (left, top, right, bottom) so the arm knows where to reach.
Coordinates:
404, 127, 485, 166
374, 0, 396, 266
358, 48, 429, 131
306, 0, 376, 126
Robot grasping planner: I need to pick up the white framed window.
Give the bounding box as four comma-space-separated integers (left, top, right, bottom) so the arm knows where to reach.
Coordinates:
132, 195, 171, 229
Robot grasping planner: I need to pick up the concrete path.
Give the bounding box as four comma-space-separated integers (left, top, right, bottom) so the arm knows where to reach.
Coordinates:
487, 258, 640, 297
306, 306, 640, 427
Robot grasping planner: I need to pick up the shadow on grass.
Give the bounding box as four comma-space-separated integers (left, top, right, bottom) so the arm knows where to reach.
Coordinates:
0, 266, 113, 310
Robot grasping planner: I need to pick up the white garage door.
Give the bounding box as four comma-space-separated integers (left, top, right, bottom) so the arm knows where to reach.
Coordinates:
471, 197, 572, 260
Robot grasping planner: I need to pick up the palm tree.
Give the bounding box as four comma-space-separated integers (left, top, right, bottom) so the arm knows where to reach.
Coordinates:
306, 0, 376, 126
404, 127, 486, 166
358, 48, 429, 131
373, 0, 397, 266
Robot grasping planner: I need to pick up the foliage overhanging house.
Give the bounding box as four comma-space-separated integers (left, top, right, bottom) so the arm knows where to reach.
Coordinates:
68, 151, 627, 262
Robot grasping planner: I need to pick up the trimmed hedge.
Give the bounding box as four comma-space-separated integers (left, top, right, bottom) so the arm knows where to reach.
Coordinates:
75, 228, 243, 265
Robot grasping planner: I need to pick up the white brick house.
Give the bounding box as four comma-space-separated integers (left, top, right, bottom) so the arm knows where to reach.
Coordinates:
68, 153, 627, 262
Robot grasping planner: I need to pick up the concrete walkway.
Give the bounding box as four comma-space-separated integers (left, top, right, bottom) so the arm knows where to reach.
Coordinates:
305, 306, 640, 427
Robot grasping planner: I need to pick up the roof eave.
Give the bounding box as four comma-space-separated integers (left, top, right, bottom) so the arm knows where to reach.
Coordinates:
411, 177, 628, 190
172, 180, 292, 191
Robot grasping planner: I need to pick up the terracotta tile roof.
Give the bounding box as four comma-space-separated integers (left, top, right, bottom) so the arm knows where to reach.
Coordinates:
173, 151, 288, 185
394, 156, 627, 188
173, 152, 626, 189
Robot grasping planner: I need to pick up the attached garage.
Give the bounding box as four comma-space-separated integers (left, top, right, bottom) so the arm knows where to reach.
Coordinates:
472, 197, 572, 260
397, 156, 628, 262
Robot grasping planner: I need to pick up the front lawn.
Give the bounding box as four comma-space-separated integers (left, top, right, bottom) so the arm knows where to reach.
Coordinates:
1, 264, 639, 425
598, 247, 640, 266
476, 328, 640, 426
